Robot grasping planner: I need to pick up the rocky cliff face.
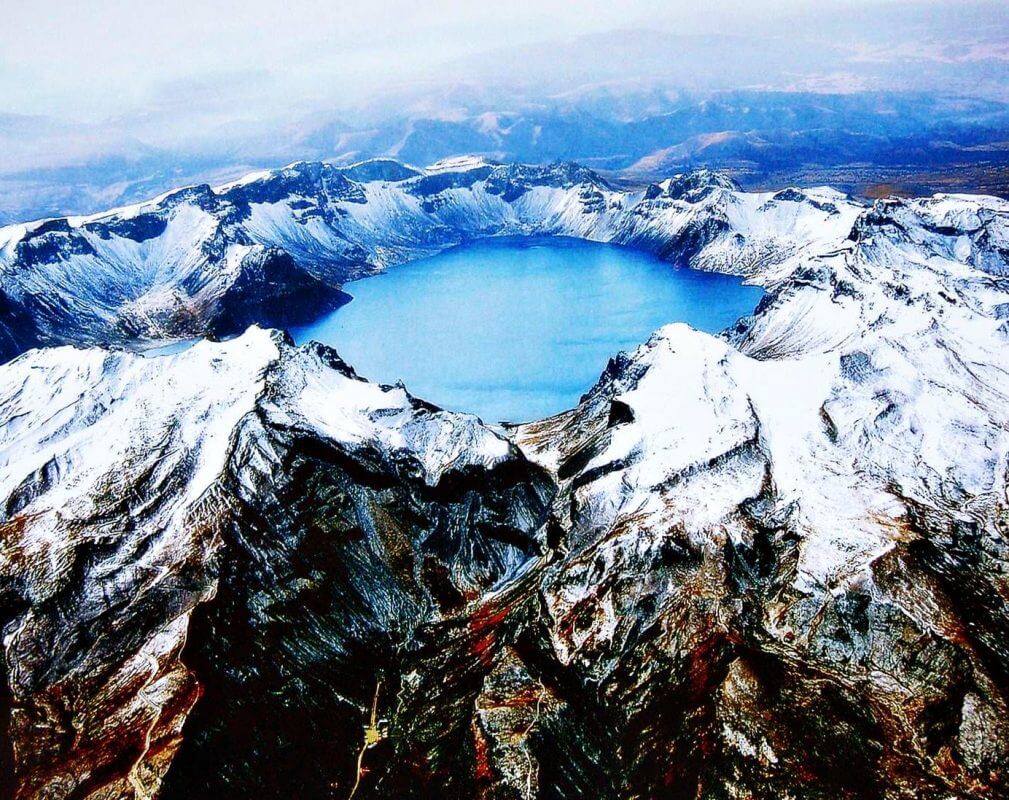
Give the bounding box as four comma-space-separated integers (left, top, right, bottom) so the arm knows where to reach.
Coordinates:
0, 330, 552, 799
1, 165, 1009, 799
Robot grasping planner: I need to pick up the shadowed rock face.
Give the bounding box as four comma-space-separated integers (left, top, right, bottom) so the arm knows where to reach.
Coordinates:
2, 171, 1009, 799
162, 422, 552, 798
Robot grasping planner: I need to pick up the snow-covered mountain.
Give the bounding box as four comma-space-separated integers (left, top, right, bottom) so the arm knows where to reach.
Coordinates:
0, 158, 859, 360
2, 160, 1009, 798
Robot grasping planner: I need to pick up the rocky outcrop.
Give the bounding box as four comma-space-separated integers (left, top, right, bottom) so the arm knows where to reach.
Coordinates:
0, 329, 552, 799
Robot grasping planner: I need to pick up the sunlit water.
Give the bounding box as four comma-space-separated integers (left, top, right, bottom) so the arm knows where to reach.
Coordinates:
292, 237, 763, 423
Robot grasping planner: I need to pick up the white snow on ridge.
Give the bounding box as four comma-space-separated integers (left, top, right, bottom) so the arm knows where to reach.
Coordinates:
0, 324, 520, 551
3, 158, 1009, 611
515, 182, 1009, 599
425, 155, 492, 173
263, 341, 515, 485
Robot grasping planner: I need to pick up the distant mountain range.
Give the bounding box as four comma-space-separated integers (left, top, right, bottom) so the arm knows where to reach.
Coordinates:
5, 89, 1009, 224
6, 2, 1009, 223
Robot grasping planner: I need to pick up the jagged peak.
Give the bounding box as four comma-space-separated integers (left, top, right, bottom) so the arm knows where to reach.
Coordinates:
656, 168, 741, 201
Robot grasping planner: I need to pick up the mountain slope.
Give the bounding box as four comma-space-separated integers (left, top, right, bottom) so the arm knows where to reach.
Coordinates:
0, 328, 552, 799
382, 190, 1009, 798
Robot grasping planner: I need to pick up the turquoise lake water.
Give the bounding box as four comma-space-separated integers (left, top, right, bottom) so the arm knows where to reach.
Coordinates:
292, 237, 763, 423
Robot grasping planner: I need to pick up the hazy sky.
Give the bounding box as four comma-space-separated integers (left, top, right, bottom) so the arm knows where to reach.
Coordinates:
2, 0, 977, 121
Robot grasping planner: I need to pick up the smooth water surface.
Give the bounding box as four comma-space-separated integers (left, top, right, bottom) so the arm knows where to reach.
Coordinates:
292, 237, 762, 423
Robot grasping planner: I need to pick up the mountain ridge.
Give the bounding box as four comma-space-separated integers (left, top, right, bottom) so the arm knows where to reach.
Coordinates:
0, 157, 866, 361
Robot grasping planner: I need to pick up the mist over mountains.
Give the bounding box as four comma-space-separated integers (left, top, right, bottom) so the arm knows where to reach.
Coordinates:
4, 1, 1009, 224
